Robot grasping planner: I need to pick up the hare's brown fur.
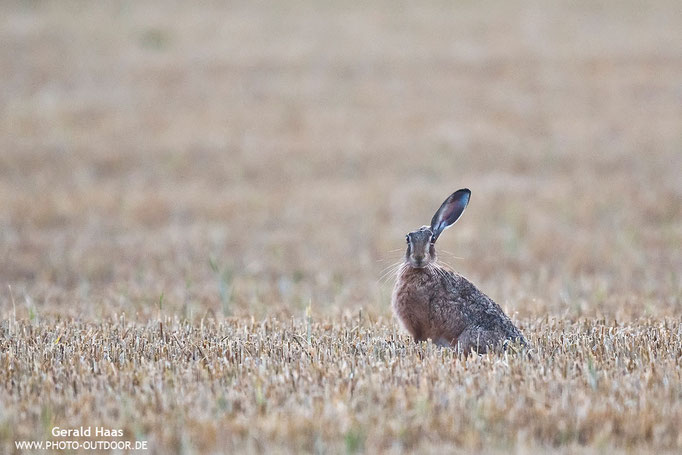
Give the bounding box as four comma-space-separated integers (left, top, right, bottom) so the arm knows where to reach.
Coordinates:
391, 189, 525, 354
392, 264, 525, 353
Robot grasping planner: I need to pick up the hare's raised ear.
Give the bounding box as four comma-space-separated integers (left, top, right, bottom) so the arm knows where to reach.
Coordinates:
430, 189, 471, 242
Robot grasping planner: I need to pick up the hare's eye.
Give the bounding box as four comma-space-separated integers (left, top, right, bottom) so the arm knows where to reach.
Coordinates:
405, 236, 409, 244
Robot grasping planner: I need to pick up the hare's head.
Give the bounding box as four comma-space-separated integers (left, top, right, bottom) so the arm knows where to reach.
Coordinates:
405, 189, 471, 269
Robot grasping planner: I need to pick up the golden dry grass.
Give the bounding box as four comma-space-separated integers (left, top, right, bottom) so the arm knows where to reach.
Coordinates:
2, 316, 682, 454
1, 0, 682, 453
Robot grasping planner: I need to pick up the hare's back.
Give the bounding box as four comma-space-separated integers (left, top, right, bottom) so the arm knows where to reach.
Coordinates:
439, 269, 522, 337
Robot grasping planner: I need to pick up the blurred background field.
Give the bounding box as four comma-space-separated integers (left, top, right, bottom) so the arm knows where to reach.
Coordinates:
1, 0, 682, 453
1, 0, 681, 321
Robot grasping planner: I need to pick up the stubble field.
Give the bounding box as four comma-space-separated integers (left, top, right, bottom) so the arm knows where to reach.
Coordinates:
1, 1, 682, 453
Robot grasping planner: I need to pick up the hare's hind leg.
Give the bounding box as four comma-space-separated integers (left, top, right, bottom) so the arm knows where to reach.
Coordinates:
456, 326, 501, 354
433, 337, 456, 348
399, 317, 427, 343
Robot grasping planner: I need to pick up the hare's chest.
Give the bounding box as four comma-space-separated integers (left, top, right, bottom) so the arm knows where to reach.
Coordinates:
391, 273, 439, 332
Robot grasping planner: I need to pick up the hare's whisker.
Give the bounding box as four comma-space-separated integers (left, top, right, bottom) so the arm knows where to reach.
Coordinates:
377, 262, 405, 284
383, 263, 408, 284
438, 249, 464, 260
377, 251, 406, 263
435, 259, 455, 271
378, 261, 403, 275
432, 264, 449, 281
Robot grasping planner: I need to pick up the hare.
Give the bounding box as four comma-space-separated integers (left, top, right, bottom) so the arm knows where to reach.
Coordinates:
391, 189, 526, 354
